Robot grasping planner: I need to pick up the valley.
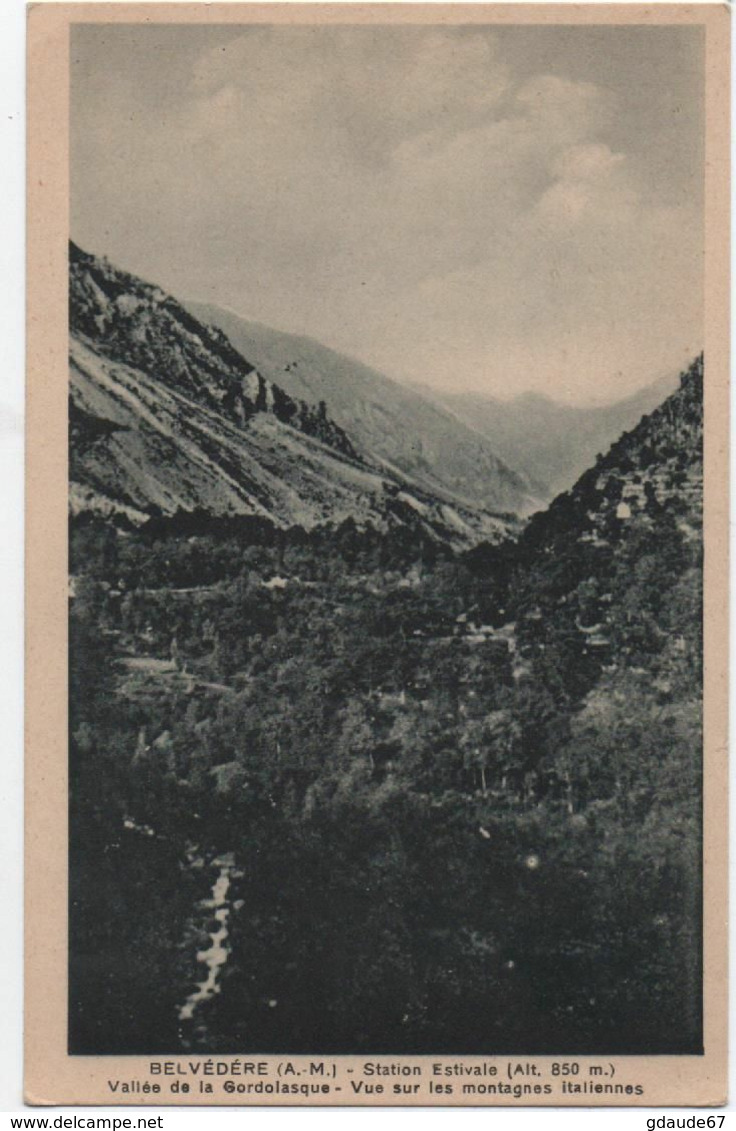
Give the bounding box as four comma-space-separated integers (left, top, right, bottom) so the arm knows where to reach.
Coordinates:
68, 246, 703, 1056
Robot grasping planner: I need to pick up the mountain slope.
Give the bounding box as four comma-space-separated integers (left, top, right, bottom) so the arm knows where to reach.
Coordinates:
186, 302, 540, 517
517, 354, 702, 565
430, 373, 679, 498
506, 353, 703, 715
456, 355, 704, 1052
69, 244, 513, 546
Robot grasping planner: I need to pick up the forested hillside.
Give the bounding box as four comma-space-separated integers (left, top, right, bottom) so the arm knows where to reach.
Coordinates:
69, 356, 703, 1056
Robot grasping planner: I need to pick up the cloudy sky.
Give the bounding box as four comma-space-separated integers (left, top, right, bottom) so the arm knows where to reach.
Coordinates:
71, 23, 704, 404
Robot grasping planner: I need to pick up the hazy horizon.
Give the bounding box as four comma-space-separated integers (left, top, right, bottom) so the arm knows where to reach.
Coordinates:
71, 23, 704, 407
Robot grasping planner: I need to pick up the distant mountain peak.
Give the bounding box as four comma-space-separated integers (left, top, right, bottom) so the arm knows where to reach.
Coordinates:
428, 366, 684, 498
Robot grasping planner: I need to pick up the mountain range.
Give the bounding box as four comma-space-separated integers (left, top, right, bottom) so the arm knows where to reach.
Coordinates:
186, 301, 683, 504
185, 301, 540, 517
427, 374, 678, 498
69, 241, 694, 555
69, 243, 517, 547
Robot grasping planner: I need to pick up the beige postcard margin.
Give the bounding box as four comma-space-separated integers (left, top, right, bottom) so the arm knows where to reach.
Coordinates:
26, 2, 730, 1108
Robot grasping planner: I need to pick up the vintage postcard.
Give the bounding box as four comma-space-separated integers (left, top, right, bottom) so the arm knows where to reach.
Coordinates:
26, 2, 729, 1107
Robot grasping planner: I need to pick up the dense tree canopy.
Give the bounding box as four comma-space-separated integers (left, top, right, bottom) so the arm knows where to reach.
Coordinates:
69, 359, 703, 1055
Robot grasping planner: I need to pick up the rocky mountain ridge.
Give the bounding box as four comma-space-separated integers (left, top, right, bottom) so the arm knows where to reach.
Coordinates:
186, 301, 541, 517
69, 244, 515, 547
71, 242, 356, 460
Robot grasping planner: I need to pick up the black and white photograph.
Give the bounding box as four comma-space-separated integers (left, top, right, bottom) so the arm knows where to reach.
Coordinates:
66, 15, 708, 1062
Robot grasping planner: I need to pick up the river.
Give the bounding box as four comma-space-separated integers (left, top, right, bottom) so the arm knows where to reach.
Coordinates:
178, 850, 237, 1031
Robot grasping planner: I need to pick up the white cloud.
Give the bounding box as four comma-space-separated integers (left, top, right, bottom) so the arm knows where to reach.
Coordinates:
515, 74, 613, 144
71, 26, 703, 404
